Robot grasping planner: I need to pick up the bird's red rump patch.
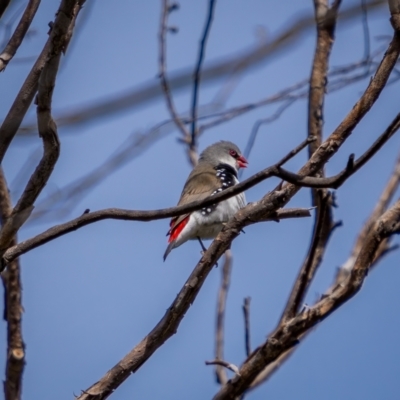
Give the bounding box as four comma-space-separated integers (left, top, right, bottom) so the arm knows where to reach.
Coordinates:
168, 216, 189, 243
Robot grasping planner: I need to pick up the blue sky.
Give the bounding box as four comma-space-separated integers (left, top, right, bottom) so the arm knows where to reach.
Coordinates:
1, 1, 400, 399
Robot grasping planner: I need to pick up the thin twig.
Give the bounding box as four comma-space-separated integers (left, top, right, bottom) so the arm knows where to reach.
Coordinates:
158, 0, 195, 165
190, 0, 216, 151
242, 297, 251, 357
0, 0, 11, 20
16, 0, 386, 135
277, 110, 400, 189
205, 360, 241, 376
279, 191, 334, 323
0, 0, 41, 72
214, 249, 232, 385
22, 53, 381, 225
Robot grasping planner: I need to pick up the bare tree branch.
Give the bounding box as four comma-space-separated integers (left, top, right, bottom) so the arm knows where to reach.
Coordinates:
214, 249, 232, 385
278, 110, 400, 189
190, 0, 216, 152
279, 191, 335, 323
16, 0, 386, 135
0, 0, 11, 20
213, 199, 400, 399
0, 0, 41, 71
72, 33, 400, 389
5, 105, 400, 266
2, 137, 313, 266
0, 168, 24, 400
0, 0, 85, 258
206, 359, 241, 376
158, 0, 195, 165
242, 297, 251, 357
247, 146, 400, 392
0, 0, 83, 164
22, 53, 382, 226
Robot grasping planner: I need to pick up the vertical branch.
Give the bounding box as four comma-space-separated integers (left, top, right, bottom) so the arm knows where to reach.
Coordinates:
242, 297, 251, 357
279, 191, 337, 323
308, 0, 340, 202
190, 0, 217, 153
158, 0, 195, 166
0, 168, 24, 400
278, 0, 343, 323
214, 250, 232, 385
245, 149, 400, 394
308, 0, 341, 155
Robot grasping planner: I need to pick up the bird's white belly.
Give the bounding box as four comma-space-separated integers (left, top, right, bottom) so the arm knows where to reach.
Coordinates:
190, 192, 246, 240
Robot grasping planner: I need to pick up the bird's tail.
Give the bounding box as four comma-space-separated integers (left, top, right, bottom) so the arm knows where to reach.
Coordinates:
163, 241, 175, 261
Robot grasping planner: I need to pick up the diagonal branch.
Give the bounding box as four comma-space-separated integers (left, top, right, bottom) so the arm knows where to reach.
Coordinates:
213, 199, 400, 399
4, 105, 400, 266
231, 132, 400, 395
2, 137, 313, 265
0, 0, 83, 164
0, 0, 41, 72
0, 0, 86, 258
73, 5, 400, 399
277, 110, 400, 189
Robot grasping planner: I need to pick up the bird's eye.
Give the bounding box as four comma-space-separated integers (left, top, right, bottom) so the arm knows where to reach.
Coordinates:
229, 149, 237, 158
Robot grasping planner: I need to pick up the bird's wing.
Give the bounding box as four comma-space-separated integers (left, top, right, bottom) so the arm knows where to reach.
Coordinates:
168, 166, 220, 235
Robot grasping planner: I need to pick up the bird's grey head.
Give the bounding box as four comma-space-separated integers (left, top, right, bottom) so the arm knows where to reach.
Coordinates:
198, 141, 248, 171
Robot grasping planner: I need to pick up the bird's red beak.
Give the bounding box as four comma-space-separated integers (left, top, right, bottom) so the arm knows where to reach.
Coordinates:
237, 155, 248, 169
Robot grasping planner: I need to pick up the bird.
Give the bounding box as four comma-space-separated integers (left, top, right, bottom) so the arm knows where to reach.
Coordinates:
164, 141, 248, 261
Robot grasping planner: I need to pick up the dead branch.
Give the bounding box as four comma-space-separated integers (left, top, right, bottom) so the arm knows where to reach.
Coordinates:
5, 106, 400, 266
0, 169, 24, 400
0, 0, 41, 71
214, 250, 232, 385
2, 137, 313, 266
278, 110, 400, 189
242, 297, 251, 357
213, 199, 400, 399
16, 0, 386, 135
247, 147, 400, 392
190, 0, 216, 152
279, 191, 334, 323
0, 0, 83, 164
0, 0, 85, 258
0, 0, 11, 20
206, 360, 241, 376
158, 0, 195, 165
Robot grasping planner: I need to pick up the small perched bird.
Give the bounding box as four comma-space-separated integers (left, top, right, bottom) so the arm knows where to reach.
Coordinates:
164, 141, 248, 260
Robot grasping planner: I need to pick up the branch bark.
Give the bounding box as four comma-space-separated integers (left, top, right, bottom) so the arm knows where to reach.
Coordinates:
0, 0, 41, 72
0, 0, 85, 260
214, 250, 232, 385
0, 169, 24, 400
213, 199, 400, 399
